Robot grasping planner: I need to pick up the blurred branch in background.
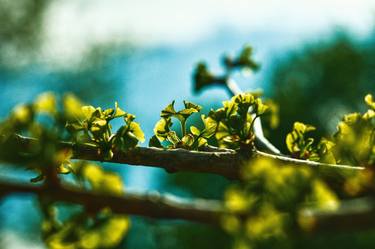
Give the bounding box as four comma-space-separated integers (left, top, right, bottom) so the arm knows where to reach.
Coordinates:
0, 181, 226, 225
2, 180, 375, 234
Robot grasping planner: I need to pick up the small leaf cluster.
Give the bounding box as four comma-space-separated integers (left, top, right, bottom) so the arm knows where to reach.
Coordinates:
150, 93, 268, 151
41, 161, 129, 249
0, 93, 135, 249
209, 93, 268, 150
0, 92, 58, 139
286, 94, 374, 166
193, 63, 226, 93
333, 94, 375, 166
222, 46, 260, 72
0, 92, 79, 181
66, 101, 144, 160
193, 45, 259, 93
222, 158, 338, 249
284, 95, 374, 198
150, 100, 216, 149
0, 92, 144, 183
261, 99, 280, 130
286, 122, 335, 163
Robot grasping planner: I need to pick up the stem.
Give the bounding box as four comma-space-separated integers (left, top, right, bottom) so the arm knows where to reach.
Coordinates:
181, 120, 186, 137
249, 115, 259, 134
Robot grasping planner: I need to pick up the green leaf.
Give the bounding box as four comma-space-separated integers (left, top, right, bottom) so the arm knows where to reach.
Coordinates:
208, 108, 226, 122
82, 163, 123, 195
365, 94, 375, 110
167, 131, 180, 145
103, 108, 115, 118
124, 113, 135, 123
223, 100, 238, 116
293, 122, 315, 134
286, 122, 321, 159
228, 114, 243, 131
114, 102, 127, 118
63, 93, 83, 119
81, 106, 97, 120
193, 62, 224, 93
12, 104, 33, 124
363, 109, 375, 120
129, 121, 145, 142
90, 119, 108, 137
201, 115, 217, 138
318, 138, 336, 164
178, 101, 201, 121
149, 135, 162, 148
153, 118, 172, 141
233, 93, 255, 107
223, 46, 260, 73
113, 120, 143, 150
183, 101, 202, 112
181, 134, 194, 147
216, 122, 230, 140
343, 113, 361, 124
34, 92, 56, 114
161, 101, 176, 118
254, 98, 269, 116
92, 119, 107, 127
197, 137, 208, 148
103, 149, 114, 160
122, 132, 139, 150
190, 126, 201, 136
178, 108, 198, 118
286, 132, 296, 153
90, 126, 101, 133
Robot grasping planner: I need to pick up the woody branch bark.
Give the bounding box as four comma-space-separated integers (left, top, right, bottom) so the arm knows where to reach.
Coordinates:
3, 134, 364, 182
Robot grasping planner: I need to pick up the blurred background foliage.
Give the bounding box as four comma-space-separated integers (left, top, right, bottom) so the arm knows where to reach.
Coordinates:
0, 0, 50, 68
1, 0, 375, 248
267, 32, 375, 152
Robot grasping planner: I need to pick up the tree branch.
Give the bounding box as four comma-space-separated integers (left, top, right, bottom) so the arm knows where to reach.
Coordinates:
299, 197, 375, 233
73, 143, 242, 179
2, 180, 375, 233
0, 180, 226, 225
2, 134, 363, 181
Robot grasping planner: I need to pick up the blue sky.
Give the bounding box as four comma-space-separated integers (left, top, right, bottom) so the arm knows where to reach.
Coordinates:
40, 0, 375, 66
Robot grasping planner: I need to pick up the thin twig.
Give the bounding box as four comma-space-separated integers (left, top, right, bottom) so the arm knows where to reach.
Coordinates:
256, 150, 365, 171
